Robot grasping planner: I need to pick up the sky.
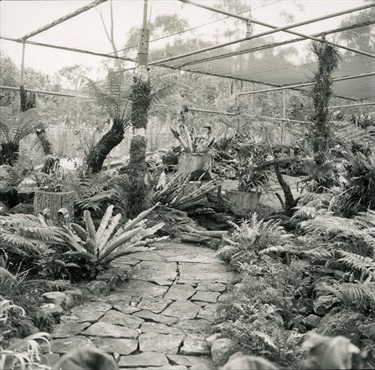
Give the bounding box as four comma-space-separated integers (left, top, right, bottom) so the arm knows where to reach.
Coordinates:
0, 0, 369, 83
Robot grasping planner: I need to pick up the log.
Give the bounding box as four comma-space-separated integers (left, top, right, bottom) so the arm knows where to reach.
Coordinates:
33, 190, 75, 225
178, 152, 211, 176
183, 224, 227, 238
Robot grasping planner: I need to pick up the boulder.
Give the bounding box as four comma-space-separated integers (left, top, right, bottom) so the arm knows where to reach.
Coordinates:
211, 338, 239, 367
313, 295, 341, 316
303, 314, 322, 329
42, 292, 67, 306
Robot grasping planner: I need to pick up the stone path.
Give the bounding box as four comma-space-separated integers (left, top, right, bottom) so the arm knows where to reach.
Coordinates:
50, 242, 237, 369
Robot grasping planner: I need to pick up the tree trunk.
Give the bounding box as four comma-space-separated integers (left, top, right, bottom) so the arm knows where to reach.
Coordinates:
20, 85, 54, 156
86, 118, 125, 173
274, 163, 298, 216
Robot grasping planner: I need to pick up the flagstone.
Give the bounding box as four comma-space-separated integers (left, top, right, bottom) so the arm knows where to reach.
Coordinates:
167, 354, 215, 369
175, 319, 212, 334
92, 338, 138, 355
51, 322, 90, 338
100, 310, 144, 329
197, 304, 220, 323
178, 263, 236, 284
133, 310, 178, 325
139, 332, 184, 354
118, 352, 169, 367
162, 301, 200, 320
191, 291, 220, 303
140, 322, 184, 335
71, 302, 112, 323
51, 336, 96, 354
82, 322, 139, 338
131, 261, 177, 285
137, 298, 173, 313
117, 280, 168, 299
197, 282, 227, 292
164, 284, 196, 301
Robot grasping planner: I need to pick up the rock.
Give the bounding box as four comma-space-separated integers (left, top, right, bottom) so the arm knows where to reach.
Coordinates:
139, 332, 184, 354
180, 336, 210, 356
175, 319, 212, 334
51, 322, 90, 338
192, 291, 220, 303
8, 203, 34, 215
42, 292, 66, 306
167, 354, 215, 369
117, 280, 168, 299
313, 276, 337, 298
218, 293, 232, 302
84, 280, 108, 295
179, 262, 236, 284
313, 295, 341, 316
100, 309, 144, 329
303, 314, 322, 329
141, 322, 184, 335
197, 282, 226, 292
197, 303, 220, 323
211, 338, 239, 367
71, 302, 112, 323
133, 310, 178, 326
92, 338, 138, 355
41, 303, 63, 317
317, 310, 365, 346
294, 298, 314, 315
82, 322, 139, 338
138, 298, 173, 313
96, 265, 131, 282
165, 284, 196, 301
131, 261, 178, 285
114, 302, 142, 314
226, 351, 246, 363
40, 352, 60, 367
0, 201, 8, 215
162, 301, 201, 320
358, 322, 375, 341
51, 336, 95, 354
206, 333, 221, 346
62, 294, 75, 310
118, 352, 169, 367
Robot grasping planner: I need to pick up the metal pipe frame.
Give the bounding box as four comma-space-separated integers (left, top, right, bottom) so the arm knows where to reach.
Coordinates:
243, 114, 310, 125
188, 107, 237, 116
237, 72, 375, 97
0, 85, 89, 99
329, 102, 375, 109
176, 19, 375, 69
147, 1, 374, 67
1, 36, 136, 63
19, 0, 108, 41
179, 0, 375, 60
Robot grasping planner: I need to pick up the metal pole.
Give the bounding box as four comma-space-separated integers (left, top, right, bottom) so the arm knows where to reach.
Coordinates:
244, 114, 310, 125
19, 0, 108, 41
188, 107, 238, 116
329, 102, 375, 109
20, 42, 26, 86
0, 36, 136, 63
149, 1, 374, 66
237, 72, 375, 97
0, 85, 89, 98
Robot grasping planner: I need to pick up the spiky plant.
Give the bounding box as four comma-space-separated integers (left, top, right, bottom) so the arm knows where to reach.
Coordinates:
308, 41, 341, 165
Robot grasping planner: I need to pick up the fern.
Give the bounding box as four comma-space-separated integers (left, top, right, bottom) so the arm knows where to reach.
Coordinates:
324, 282, 375, 306
338, 251, 375, 282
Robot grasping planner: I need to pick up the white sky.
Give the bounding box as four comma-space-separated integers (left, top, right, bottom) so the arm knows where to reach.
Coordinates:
0, 0, 369, 81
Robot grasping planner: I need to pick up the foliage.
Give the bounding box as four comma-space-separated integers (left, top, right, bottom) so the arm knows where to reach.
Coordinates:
217, 213, 293, 269
0, 298, 52, 370
308, 41, 341, 164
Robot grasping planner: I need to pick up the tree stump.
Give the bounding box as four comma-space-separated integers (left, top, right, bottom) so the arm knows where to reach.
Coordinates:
226, 190, 261, 213
178, 152, 211, 177
33, 190, 75, 225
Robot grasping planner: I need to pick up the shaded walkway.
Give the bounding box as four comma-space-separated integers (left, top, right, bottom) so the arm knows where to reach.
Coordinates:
50, 242, 237, 369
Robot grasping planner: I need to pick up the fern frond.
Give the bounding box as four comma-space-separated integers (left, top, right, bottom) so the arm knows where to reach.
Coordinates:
338, 251, 375, 281
324, 282, 375, 306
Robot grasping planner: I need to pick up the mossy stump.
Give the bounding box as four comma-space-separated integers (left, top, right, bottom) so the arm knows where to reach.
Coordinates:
33, 190, 74, 224
178, 152, 211, 177
226, 190, 261, 213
